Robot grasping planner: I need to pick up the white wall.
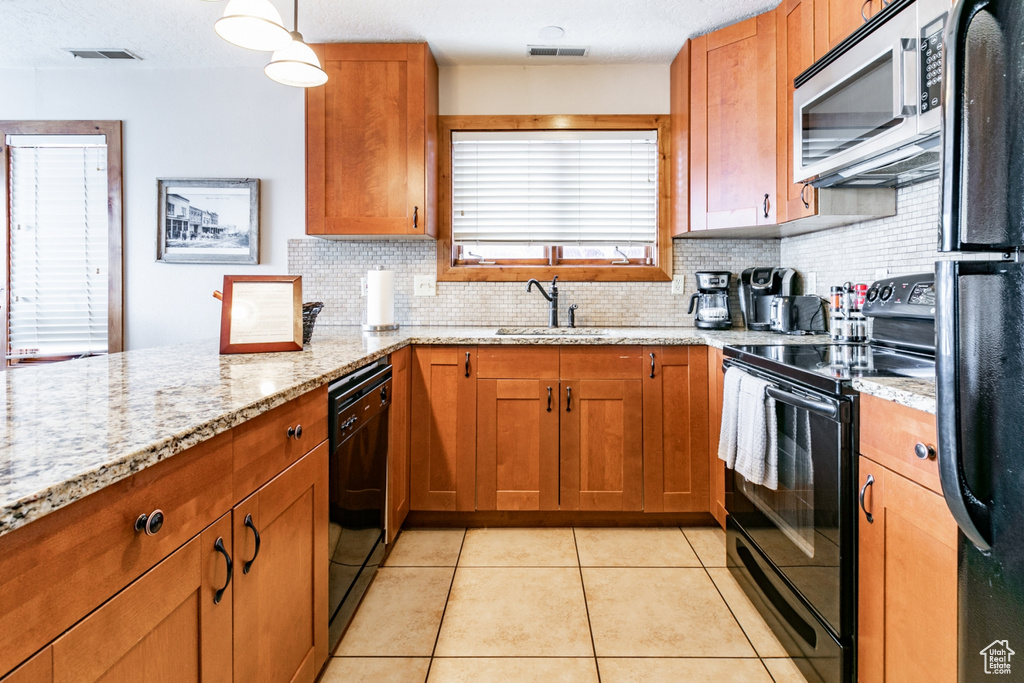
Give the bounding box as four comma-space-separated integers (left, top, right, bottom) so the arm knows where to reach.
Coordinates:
0, 67, 305, 350
0, 63, 670, 349
439, 65, 670, 115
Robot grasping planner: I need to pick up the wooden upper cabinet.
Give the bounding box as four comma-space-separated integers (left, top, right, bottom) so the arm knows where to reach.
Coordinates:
387, 346, 412, 544
690, 11, 778, 231
777, 0, 818, 223
670, 43, 690, 236
306, 43, 438, 238
858, 456, 958, 682
642, 346, 711, 513
48, 514, 233, 683
822, 0, 876, 53
233, 443, 328, 683
410, 346, 478, 511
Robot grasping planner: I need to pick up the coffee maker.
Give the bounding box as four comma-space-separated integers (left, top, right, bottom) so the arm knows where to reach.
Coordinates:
738, 267, 798, 331
687, 271, 733, 330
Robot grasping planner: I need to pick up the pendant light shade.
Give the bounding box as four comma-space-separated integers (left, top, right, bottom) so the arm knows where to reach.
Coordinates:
215, 0, 292, 52
265, 31, 327, 87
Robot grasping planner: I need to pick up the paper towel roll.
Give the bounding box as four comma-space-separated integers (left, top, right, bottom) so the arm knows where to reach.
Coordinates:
366, 269, 395, 326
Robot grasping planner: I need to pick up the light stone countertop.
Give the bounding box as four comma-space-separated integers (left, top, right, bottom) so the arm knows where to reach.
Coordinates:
0, 325, 930, 538
852, 377, 937, 415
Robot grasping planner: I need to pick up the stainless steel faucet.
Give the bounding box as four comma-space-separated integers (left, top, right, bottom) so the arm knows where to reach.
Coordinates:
526, 276, 559, 327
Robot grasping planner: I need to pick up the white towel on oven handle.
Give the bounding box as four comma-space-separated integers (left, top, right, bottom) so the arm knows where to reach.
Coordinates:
735, 372, 778, 490
718, 367, 744, 468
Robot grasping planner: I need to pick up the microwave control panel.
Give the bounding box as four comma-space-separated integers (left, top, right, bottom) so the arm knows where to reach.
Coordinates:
920, 14, 947, 113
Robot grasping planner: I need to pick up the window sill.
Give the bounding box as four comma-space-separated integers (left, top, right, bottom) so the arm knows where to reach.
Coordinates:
437, 263, 672, 283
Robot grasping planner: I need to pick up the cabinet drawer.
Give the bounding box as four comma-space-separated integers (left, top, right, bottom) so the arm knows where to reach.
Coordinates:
859, 393, 940, 494
0, 432, 233, 678
560, 346, 644, 379
233, 385, 328, 502
476, 347, 559, 379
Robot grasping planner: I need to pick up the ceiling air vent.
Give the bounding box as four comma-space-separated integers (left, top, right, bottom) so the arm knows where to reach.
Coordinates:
528, 45, 590, 58
65, 49, 142, 60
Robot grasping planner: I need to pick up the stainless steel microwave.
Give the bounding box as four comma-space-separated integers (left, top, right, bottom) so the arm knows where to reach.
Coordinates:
793, 0, 948, 187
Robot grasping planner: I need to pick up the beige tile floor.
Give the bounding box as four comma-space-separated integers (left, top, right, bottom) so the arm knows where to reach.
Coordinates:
323, 527, 810, 683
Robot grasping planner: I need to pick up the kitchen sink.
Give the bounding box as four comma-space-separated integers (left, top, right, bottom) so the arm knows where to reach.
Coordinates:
495, 327, 610, 336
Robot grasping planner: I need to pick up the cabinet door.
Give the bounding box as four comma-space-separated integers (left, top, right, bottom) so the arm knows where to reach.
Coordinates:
707, 348, 728, 528
670, 43, 690, 236
477, 379, 560, 511
233, 443, 328, 683
778, 0, 818, 223
306, 43, 437, 237
561, 379, 644, 511
858, 457, 958, 682
690, 11, 778, 231
49, 514, 233, 683
822, 0, 877, 53
0, 649, 50, 683
642, 347, 710, 512
410, 346, 477, 511
387, 346, 412, 544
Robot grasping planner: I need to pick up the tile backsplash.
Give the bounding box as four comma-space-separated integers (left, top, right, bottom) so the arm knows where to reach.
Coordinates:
290, 178, 972, 328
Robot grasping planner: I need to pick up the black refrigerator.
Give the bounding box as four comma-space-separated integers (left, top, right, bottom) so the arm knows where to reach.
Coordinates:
939, 0, 1024, 679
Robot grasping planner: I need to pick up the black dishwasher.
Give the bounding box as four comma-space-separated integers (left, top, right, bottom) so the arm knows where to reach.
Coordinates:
327, 358, 391, 651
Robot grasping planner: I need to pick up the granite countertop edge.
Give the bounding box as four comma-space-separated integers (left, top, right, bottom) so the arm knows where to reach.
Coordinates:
0, 326, 934, 538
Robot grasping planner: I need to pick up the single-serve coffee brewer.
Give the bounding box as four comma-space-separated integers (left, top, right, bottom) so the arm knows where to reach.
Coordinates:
738, 267, 797, 331
687, 271, 733, 329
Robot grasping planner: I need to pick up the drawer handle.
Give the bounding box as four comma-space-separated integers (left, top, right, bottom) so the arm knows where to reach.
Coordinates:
465, 351, 471, 378
287, 424, 303, 439
650, 352, 656, 379
243, 514, 261, 575
566, 386, 572, 413
859, 474, 875, 524
213, 537, 233, 605
134, 509, 165, 536
914, 442, 936, 460
547, 386, 553, 412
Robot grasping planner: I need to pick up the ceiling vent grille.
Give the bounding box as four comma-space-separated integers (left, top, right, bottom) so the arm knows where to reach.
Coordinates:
528, 45, 590, 58
65, 49, 141, 60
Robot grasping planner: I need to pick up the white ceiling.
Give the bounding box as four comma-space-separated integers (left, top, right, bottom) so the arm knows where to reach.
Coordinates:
1, 0, 776, 69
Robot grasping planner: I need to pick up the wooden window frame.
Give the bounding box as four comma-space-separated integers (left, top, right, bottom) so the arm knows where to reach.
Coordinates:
0, 120, 124, 364
437, 115, 673, 282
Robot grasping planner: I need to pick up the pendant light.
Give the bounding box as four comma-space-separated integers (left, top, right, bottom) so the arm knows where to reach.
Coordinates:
215, 0, 292, 52
265, 0, 327, 87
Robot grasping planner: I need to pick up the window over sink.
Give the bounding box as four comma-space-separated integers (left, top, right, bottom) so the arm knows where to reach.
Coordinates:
437, 115, 672, 282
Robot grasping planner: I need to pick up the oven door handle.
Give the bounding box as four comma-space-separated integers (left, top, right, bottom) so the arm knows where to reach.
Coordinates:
765, 385, 838, 419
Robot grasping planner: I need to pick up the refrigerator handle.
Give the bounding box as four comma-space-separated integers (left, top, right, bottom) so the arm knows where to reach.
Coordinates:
935, 261, 992, 550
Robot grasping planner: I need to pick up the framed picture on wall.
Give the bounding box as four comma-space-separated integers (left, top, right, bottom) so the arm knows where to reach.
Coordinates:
157, 178, 259, 264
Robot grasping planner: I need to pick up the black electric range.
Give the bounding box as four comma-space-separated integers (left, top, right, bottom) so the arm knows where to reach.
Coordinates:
719, 273, 936, 683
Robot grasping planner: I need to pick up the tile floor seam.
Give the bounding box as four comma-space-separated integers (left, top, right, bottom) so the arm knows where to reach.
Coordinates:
424, 528, 467, 683
701, 561, 763, 659
572, 527, 602, 683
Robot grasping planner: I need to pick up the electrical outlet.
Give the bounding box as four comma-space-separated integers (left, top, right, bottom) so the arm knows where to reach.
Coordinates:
414, 274, 436, 297
874, 268, 889, 282
360, 277, 367, 297
671, 276, 686, 296
804, 272, 817, 296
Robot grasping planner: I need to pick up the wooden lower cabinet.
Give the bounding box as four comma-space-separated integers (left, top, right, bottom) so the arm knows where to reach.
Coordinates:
477, 379, 560, 511
560, 379, 644, 511
233, 442, 328, 683
858, 456, 958, 682
47, 514, 234, 683
388, 346, 412, 543
410, 346, 477, 511
642, 346, 711, 512
707, 348, 728, 528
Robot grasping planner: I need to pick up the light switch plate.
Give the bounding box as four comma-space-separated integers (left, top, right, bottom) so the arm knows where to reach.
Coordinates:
671, 276, 686, 295
414, 274, 436, 297
804, 272, 817, 296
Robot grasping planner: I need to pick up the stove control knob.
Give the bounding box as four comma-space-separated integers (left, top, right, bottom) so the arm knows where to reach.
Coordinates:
914, 442, 936, 460
880, 285, 894, 302
866, 285, 880, 302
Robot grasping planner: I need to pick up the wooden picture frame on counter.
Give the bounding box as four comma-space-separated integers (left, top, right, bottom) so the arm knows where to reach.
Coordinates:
218, 275, 303, 354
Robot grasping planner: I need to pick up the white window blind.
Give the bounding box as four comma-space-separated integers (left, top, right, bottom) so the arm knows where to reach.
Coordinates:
451, 130, 658, 247
7, 135, 109, 360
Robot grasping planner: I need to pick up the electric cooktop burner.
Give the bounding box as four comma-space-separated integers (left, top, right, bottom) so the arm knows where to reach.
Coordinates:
725, 343, 936, 393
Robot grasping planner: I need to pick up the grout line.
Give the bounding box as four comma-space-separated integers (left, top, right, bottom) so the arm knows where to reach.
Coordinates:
690, 527, 761, 660
423, 528, 467, 682
572, 527, 602, 683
